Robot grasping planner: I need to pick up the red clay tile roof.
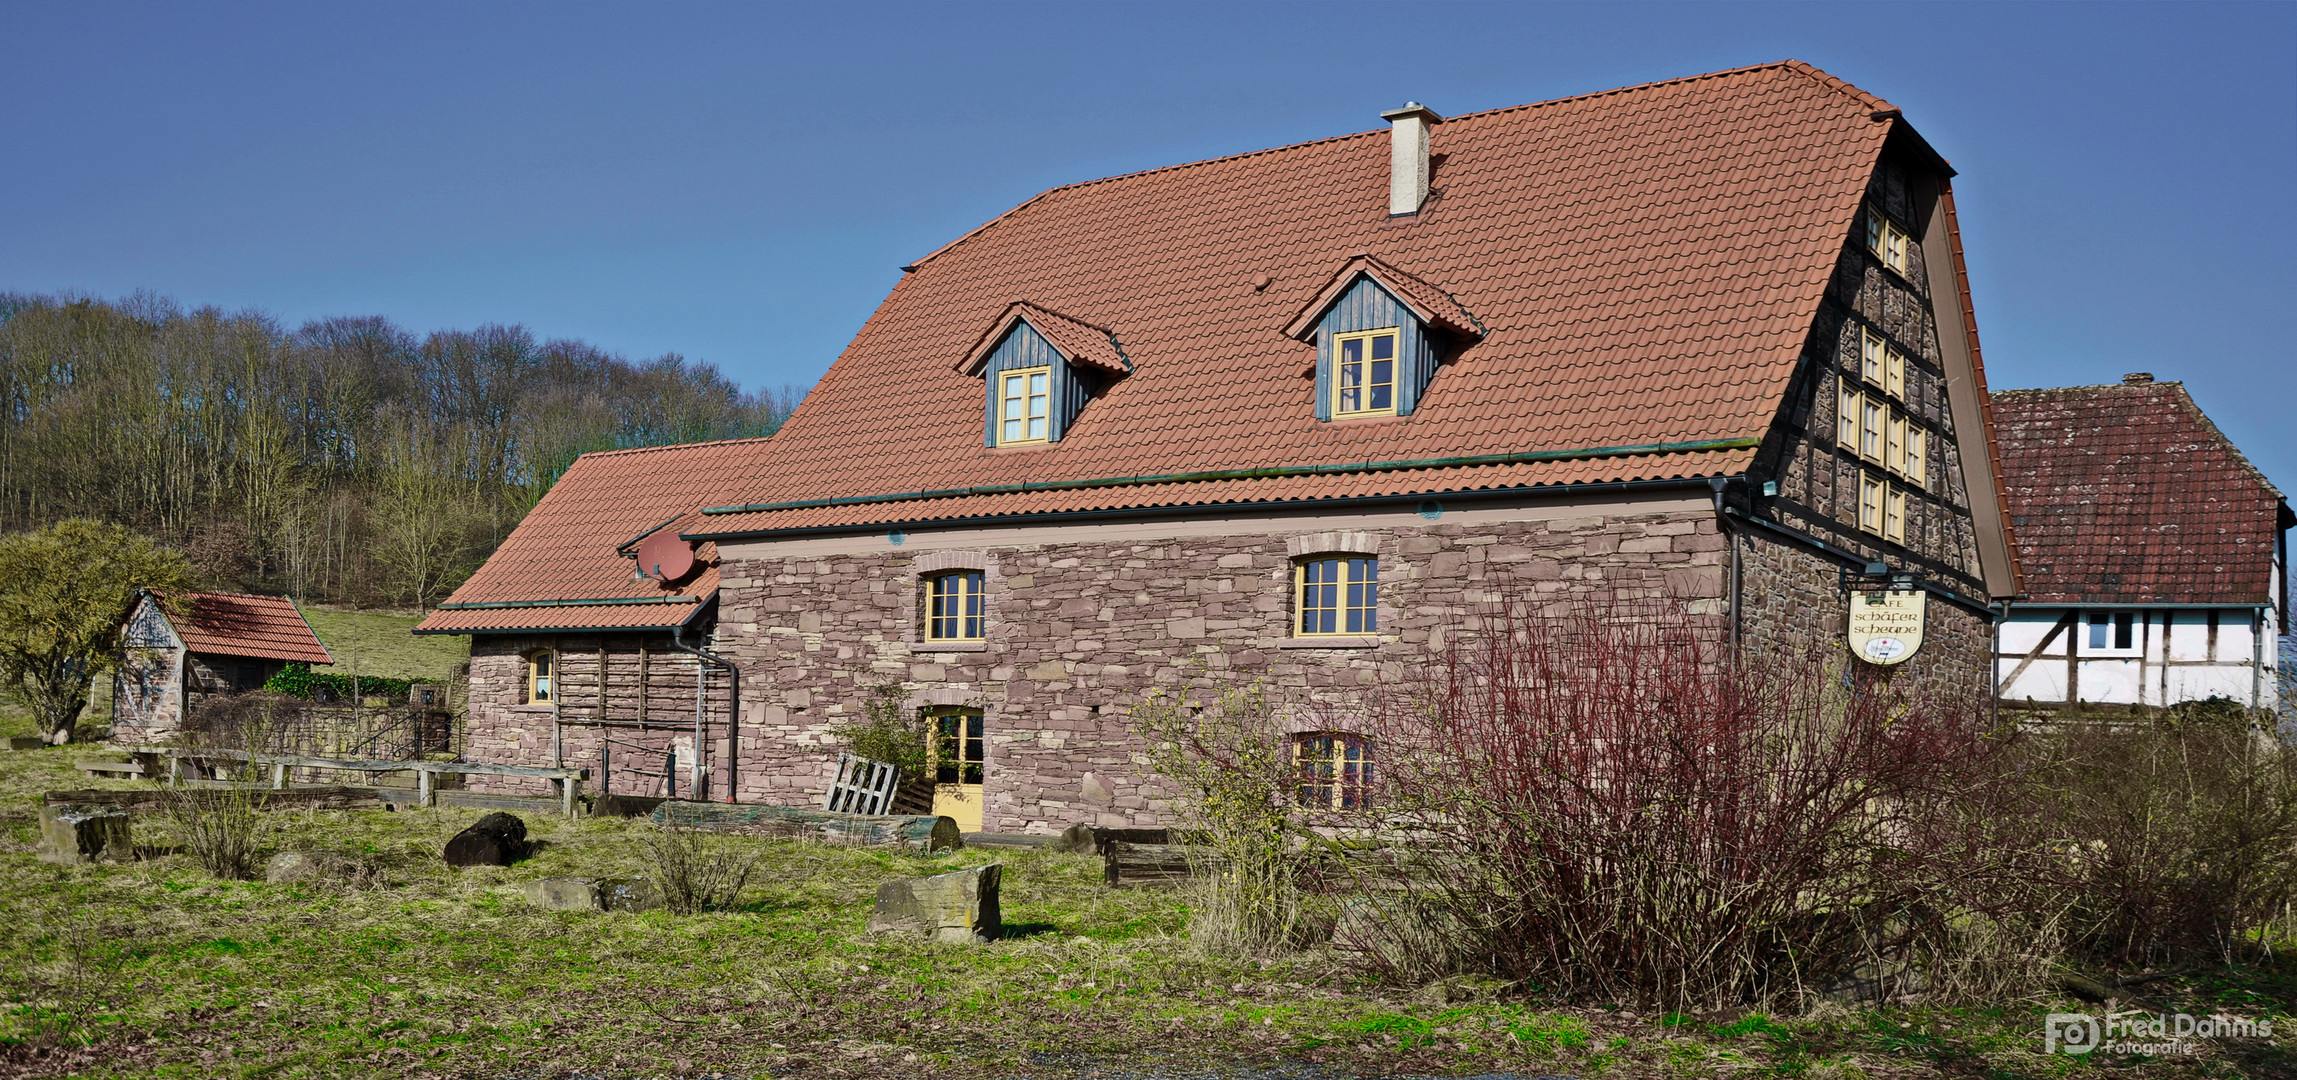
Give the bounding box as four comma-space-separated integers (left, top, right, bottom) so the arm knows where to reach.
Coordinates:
697, 60, 1899, 538
155, 591, 333, 664
414, 437, 774, 634
1991, 381, 2287, 606
958, 302, 1130, 376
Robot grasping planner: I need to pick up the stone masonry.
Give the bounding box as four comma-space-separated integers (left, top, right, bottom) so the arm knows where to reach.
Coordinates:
709, 507, 1736, 833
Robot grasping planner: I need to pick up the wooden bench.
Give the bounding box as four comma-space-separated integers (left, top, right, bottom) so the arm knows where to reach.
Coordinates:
76, 759, 146, 778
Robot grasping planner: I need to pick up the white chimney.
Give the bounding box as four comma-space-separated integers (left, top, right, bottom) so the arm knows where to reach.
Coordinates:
1381, 102, 1442, 216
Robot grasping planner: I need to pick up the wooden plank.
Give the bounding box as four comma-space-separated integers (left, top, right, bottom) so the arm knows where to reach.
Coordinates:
432, 790, 572, 815
1103, 842, 1219, 888
127, 746, 584, 781
44, 786, 382, 812
650, 802, 961, 853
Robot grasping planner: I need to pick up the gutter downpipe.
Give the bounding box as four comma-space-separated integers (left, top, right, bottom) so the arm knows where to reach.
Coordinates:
671, 620, 740, 803
1711, 478, 1743, 653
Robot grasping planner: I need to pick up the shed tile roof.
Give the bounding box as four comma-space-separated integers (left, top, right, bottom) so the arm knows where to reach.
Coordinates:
698, 60, 1900, 538
156, 591, 333, 664
1991, 381, 2287, 606
413, 437, 774, 634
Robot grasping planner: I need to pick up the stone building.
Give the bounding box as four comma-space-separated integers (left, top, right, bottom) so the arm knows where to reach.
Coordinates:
421, 61, 2019, 830
111, 590, 335, 742
1991, 375, 2289, 711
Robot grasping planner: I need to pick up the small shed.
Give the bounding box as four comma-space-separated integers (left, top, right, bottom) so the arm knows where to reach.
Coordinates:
111, 590, 334, 742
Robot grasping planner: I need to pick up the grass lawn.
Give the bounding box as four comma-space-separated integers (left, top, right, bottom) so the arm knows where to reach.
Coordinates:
2, 705, 2291, 1079
297, 606, 469, 683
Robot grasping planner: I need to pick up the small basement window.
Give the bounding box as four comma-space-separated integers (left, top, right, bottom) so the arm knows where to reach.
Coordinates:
1295, 732, 1373, 810
526, 650, 554, 704
997, 367, 1051, 444
926, 571, 986, 642
1332, 329, 1399, 418
1296, 556, 1378, 636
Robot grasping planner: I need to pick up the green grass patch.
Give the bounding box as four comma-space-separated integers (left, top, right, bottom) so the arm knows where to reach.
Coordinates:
296, 606, 468, 681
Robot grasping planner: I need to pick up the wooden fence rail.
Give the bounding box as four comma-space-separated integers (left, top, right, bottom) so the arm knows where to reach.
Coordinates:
126, 745, 588, 817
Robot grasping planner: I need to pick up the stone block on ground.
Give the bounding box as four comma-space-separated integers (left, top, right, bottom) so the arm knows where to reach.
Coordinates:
265, 850, 349, 885
5, 735, 44, 751
38, 802, 131, 864
869, 864, 1002, 944
444, 811, 530, 867
524, 876, 663, 913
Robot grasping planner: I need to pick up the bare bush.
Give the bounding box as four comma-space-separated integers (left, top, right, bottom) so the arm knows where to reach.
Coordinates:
165, 694, 284, 879
1130, 679, 1317, 958
1351, 599, 2045, 1010
2035, 697, 2297, 966
645, 806, 760, 914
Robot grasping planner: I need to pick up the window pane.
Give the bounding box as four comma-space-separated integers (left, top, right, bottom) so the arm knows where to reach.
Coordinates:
2114, 613, 2134, 650
2088, 615, 2108, 649
1369, 359, 1392, 410
1371, 334, 1394, 361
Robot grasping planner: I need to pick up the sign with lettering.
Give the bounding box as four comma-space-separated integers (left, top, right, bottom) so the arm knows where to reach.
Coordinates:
1847, 588, 1925, 665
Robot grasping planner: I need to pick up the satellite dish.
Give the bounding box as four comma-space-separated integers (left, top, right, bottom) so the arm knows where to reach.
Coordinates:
635, 531, 698, 583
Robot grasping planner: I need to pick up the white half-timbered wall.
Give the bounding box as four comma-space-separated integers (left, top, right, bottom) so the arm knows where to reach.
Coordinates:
1996, 601, 2281, 710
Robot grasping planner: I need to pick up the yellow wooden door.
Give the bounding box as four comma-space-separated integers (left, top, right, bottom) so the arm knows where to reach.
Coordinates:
930, 708, 984, 832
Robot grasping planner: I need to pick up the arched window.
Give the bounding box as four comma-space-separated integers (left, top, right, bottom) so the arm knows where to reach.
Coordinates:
526, 650, 554, 704
1294, 556, 1377, 636
1295, 732, 1372, 810
925, 571, 987, 642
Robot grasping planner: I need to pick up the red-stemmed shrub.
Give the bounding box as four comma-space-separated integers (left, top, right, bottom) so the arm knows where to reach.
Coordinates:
1341, 597, 2049, 1009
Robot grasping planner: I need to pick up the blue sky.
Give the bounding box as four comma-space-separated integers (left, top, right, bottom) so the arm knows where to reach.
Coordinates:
5, 2, 2292, 491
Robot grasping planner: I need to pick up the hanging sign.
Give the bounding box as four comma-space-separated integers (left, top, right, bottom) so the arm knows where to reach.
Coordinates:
1847, 587, 1925, 666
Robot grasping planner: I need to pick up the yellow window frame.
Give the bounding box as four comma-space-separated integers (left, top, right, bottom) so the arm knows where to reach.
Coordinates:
1839, 384, 1861, 449
925, 571, 986, 642
526, 649, 554, 705
1861, 327, 1887, 385
1860, 397, 1887, 462
1294, 732, 1373, 811
1331, 328, 1401, 418
997, 366, 1051, 445
1884, 345, 1907, 399
1885, 413, 1907, 476
1866, 204, 1913, 275
1903, 425, 1926, 485
1858, 472, 1887, 535
1294, 556, 1378, 637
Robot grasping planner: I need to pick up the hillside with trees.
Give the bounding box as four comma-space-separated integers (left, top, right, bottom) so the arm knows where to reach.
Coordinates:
0, 293, 797, 608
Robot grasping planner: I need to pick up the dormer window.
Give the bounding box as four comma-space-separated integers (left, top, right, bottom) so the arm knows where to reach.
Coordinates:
956, 302, 1129, 448
1284, 255, 1481, 423
997, 367, 1051, 444
1332, 329, 1399, 418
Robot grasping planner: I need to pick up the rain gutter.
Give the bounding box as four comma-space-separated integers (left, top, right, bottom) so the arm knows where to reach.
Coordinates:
696, 437, 1761, 519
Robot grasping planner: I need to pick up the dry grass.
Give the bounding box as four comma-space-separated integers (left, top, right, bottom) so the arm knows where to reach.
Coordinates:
0, 705, 2292, 1078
